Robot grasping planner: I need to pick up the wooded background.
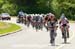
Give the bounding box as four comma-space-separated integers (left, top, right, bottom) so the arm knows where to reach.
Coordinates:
0, 0, 75, 20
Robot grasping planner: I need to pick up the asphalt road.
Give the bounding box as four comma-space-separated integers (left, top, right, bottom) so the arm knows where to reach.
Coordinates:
0, 17, 75, 49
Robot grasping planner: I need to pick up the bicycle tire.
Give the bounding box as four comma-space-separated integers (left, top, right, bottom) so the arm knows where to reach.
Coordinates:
63, 27, 67, 43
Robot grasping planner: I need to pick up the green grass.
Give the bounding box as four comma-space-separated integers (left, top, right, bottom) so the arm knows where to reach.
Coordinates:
0, 22, 21, 35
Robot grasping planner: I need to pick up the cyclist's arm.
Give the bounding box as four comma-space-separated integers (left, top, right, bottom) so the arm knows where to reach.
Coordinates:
59, 19, 62, 24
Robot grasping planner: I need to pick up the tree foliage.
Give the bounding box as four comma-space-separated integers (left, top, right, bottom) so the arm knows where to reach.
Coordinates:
0, 0, 75, 20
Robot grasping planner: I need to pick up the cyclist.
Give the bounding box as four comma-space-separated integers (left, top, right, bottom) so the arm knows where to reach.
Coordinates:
44, 14, 50, 31
47, 13, 58, 46
17, 10, 24, 23
27, 15, 32, 27
59, 13, 70, 38
35, 15, 41, 31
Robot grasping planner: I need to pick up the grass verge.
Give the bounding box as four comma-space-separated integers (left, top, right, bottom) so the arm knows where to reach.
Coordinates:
0, 22, 21, 35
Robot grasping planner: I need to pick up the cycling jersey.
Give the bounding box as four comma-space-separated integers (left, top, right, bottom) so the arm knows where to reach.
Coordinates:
59, 18, 69, 26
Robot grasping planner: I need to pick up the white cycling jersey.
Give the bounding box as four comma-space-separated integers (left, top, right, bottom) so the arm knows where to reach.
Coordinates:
60, 18, 69, 26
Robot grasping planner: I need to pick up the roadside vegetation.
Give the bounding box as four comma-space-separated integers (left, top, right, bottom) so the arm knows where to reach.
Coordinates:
0, 0, 75, 20
0, 22, 21, 35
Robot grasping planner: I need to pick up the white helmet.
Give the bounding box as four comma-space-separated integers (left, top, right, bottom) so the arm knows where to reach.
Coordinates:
48, 13, 55, 18
60, 13, 66, 19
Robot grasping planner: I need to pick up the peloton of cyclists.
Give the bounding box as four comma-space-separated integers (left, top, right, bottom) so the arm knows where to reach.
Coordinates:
17, 11, 70, 45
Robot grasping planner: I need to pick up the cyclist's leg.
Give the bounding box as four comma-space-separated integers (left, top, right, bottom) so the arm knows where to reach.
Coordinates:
32, 22, 35, 28
60, 26, 64, 38
46, 23, 49, 31
37, 22, 39, 30
38, 22, 40, 30
21, 17, 23, 23
50, 30, 55, 45
35, 22, 38, 31
54, 30, 57, 37
27, 21, 30, 27
39, 22, 42, 30
33, 22, 35, 28
24, 20, 26, 24
40, 23, 43, 30
66, 26, 69, 38
20, 17, 23, 23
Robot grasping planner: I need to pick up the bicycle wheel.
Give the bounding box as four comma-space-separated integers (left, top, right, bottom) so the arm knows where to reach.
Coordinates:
63, 27, 67, 43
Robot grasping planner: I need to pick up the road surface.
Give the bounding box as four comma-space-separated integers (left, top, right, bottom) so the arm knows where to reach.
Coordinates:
0, 17, 75, 49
